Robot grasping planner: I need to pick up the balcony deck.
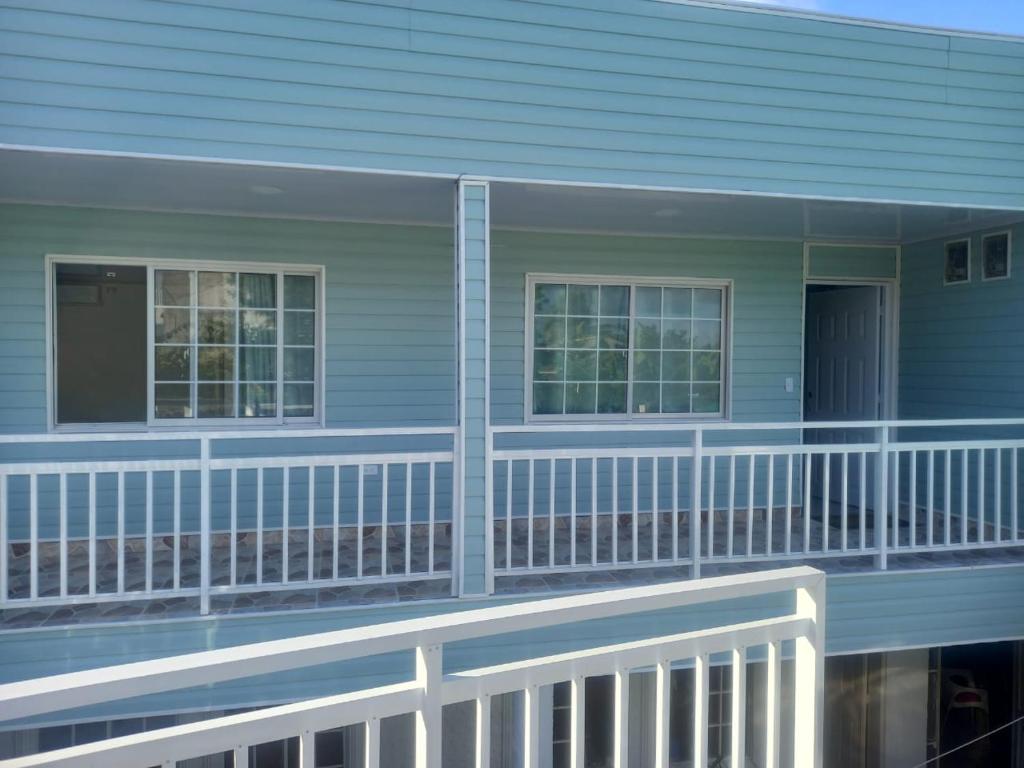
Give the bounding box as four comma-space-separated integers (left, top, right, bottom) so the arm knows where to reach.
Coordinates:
2, 419, 1024, 630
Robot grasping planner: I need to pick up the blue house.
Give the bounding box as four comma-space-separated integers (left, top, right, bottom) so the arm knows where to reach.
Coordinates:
0, 1, 1022, 766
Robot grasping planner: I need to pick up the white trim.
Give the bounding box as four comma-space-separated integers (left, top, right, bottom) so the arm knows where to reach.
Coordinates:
45, 254, 324, 431
943, 237, 972, 285
981, 230, 1013, 282
524, 273, 732, 423
6, 144, 1024, 215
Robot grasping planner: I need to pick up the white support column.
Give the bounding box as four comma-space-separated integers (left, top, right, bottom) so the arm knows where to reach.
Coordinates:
415, 644, 443, 768
654, 660, 672, 768
765, 641, 782, 768
793, 576, 826, 768
690, 429, 703, 578
694, 653, 709, 768
199, 436, 211, 615
475, 694, 491, 768
299, 729, 315, 768
730, 647, 746, 768
524, 684, 541, 768
455, 179, 492, 596
570, 676, 586, 768
875, 425, 889, 570
613, 669, 629, 768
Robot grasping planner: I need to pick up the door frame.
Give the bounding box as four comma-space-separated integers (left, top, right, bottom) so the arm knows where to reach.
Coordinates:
800, 246, 900, 423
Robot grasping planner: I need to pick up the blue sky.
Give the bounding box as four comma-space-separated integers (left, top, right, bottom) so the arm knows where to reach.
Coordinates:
734, 0, 1024, 36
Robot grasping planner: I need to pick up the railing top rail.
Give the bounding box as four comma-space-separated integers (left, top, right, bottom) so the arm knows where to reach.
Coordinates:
0, 426, 458, 445
0, 567, 823, 723
490, 417, 1024, 434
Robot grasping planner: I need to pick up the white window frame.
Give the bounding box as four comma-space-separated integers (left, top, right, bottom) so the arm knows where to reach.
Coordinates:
45, 254, 326, 432
943, 238, 971, 285
524, 273, 732, 423
981, 230, 1012, 282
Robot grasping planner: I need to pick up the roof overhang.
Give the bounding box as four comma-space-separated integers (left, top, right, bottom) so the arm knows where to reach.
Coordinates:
1, 148, 1020, 245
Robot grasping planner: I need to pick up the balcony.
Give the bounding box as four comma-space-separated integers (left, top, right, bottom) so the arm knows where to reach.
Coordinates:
1, 419, 1022, 628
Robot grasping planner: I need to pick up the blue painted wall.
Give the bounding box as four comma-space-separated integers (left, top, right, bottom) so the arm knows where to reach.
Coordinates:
0, 203, 455, 433
0, 1, 1022, 208
900, 222, 1024, 419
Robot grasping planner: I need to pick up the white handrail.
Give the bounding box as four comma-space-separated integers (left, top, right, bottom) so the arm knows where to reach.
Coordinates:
490, 417, 1024, 434
0, 425, 457, 444
0, 567, 826, 768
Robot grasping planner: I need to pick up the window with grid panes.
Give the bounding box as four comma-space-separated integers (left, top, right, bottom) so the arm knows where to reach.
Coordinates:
530, 278, 727, 418
153, 268, 318, 421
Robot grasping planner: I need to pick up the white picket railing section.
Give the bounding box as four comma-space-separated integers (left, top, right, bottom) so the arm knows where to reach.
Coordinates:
490, 418, 1024, 578
0, 428, 457, 612
0, 566, 826, 768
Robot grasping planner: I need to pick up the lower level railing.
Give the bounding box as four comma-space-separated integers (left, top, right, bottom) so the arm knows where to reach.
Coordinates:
0, 567, 826, 768
0, 428, 456, 612
490, 419, 1024, 579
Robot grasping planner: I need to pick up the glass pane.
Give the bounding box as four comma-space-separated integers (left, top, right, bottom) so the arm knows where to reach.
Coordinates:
239, 383, 277, 418
534, 350, 565, 382
663, 351, 691, 381
693, 351, 721, 381
597, 383, 627, 414
155, 270, 191, 307
633, 383, 660, 414
598, 318, 629, 350
565, 383, 596, 415
662, 319, 691, 349
197, 272, 236, 308
693, 320, 722, 351
155, 346, 190, 381
533, 383, 564, 415
662, 384, 691, 414
198, 309, 235, 344
198, 346, 234, 381
633, 350, 660, 381
239, 273, 277, 309
693, 288, 723, 319
239, 347, 276, 381
284, 383, 315, 418
567, 317, 598, 349
566, 350, 597, 381
55, 263, 147, 424
634, 318, 661, 349
198, 383, 234, 418
284, 311, 315, 346
284, 347, 315, 382
664, 288, 692, 318
240, 310, 277, 345
154, 308, 190, 344
534, 316, 566, 348
599, 285, 629, 317
534, 284, 566, 315
284, 275, 316, 309
155, 383, 191, 418
692, 383, 721, 413
567, 284, 597, 315
636, 286, 661, 317
598, 350, 627, 381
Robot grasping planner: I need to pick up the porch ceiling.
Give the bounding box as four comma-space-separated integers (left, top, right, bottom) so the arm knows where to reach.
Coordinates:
1, 148, 1021, 244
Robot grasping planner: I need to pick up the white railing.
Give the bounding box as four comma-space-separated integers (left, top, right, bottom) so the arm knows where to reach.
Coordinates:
0, 427, 456, 612
0, 566, 826, 768
490, 418, 1024, 578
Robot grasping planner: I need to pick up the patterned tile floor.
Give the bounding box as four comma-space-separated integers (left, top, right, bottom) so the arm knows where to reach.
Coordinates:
2, 505, 1021, 629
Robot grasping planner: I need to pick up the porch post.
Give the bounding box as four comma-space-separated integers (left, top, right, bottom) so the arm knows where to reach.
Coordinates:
793, 574, 826, 768
455, 180, 492, 596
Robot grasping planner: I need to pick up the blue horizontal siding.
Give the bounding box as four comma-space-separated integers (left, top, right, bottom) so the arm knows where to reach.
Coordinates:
490, 230, 804, 425
0, 1, 1021, 206
0, 203, 455, 432
807, 244, 897, 280
899, 222, 1024, 418
3, 564, 1024, 727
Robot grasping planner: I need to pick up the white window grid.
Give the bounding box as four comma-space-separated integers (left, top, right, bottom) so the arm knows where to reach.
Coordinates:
526, 275, 730, 422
